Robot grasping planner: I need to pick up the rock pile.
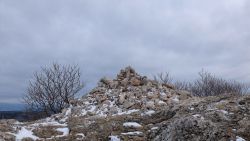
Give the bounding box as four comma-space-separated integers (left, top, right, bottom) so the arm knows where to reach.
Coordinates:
55, 66, 192, 140
66, 66, 190, 119
0, 66, 249, 141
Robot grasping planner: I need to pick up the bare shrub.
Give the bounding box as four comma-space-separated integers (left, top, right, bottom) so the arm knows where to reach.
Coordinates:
23, 63, 84, 116
154, 72, 191, 91
154, 72, 173, 84
190, 70, 249, 96
155, 70, 249, 96
174, 81, 191, 91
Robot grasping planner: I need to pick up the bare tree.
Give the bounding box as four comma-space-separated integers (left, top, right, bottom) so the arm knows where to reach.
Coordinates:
23, 63, 84, 116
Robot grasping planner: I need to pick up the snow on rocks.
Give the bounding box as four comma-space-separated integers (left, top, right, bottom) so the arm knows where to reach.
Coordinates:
109, 135, 121, 141
121, 131, 143, 136
13, 117, 69, 140
68, 66, 185, 119
14, 127, 39, 140
123, 122, 142, 128
189, 107, 195, 110
75, 133, 85, 140
171, 96, 180, 103
218, 109, 228, 115
192, 114, 205, 120
56, 127, 69, 137
0, 67, 195, 140
115, 109, 140, 116
142, 110, 156, 116
236, 136, 246, 141
31, 118, 67, 127
151, 127, 159, 130
1, 67, 250, 141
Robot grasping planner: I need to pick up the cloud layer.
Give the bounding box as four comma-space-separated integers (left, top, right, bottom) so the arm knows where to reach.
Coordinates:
1, 0, 250, 103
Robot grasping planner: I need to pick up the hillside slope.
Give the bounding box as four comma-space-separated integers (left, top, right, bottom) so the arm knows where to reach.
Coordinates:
0, 67, 249, 141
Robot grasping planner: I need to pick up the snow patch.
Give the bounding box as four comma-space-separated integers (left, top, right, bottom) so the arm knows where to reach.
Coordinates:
160, 92, 167, 96
158, 100, 166, 104
142, 110, 155, 116
56, 127, 69, 137
192, 114, 205, 120
116, 109, 139, 115
89, 105, 96, 112
65, 108, 72, 116
151, 127, 159, 130
236, 136, 246, 141
171, 96, 179, 102
109, 100, 115, 107
31, 120, 67, 127
15, 127, 39, 140
96, 108, 108, 117
80, 105, 97, 116
60, 108, 72, 122
218, 110, 228, 115
189, 107, 194, 110
123, 122, 142, 128
76, 133, 85, 140
76, 133, 85, 137
109, 135, 121, 141
121, 131, 143, 136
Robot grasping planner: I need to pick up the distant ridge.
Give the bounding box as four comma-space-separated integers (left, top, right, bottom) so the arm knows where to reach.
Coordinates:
0, 103, 24, 111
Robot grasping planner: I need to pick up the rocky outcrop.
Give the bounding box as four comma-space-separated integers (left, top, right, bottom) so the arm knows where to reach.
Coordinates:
0, 67, 249, 141
152, 95, 250, 141
0, 120, 16, 140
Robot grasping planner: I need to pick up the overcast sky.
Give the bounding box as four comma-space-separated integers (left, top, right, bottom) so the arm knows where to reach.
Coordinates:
0, 0, 250, 103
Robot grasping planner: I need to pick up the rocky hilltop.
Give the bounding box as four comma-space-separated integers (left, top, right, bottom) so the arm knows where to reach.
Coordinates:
0, 67, 249, 141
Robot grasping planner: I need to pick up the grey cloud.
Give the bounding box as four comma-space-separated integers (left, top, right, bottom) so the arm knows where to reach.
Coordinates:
0, 0, 250, 103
